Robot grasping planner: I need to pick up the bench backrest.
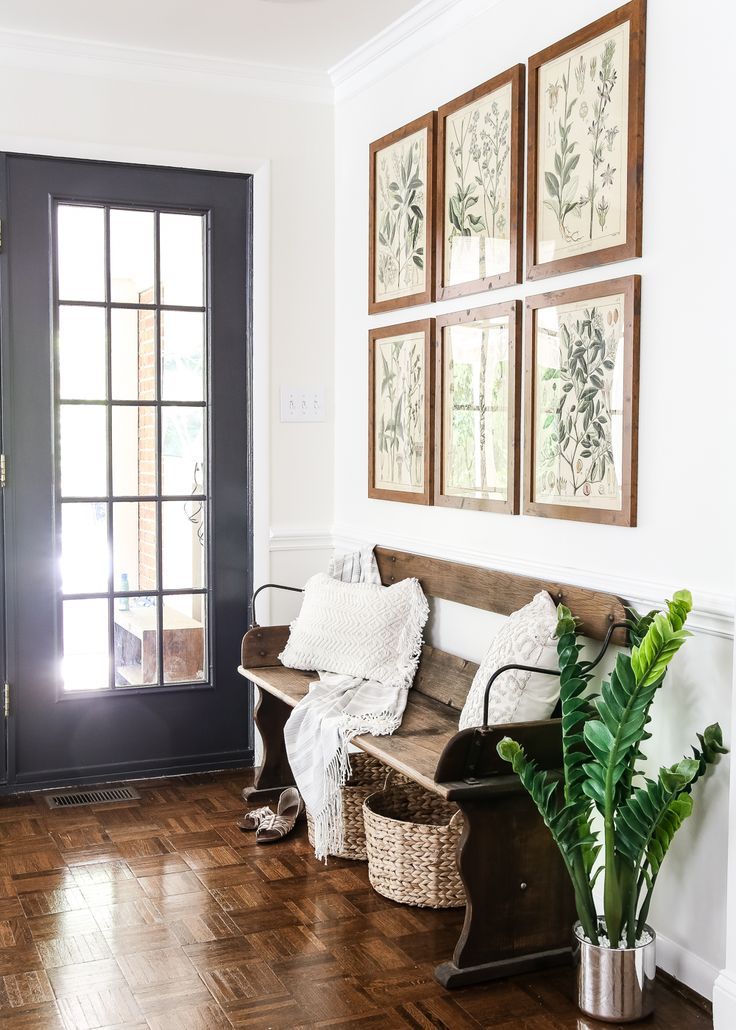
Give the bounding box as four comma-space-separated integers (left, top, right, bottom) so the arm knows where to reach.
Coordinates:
375, 547, 628, 712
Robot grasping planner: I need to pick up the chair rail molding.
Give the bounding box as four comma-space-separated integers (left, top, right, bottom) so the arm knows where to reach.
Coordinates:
0, 27, 333, 104
269, 527, 335, 553
332, 523, 734, 641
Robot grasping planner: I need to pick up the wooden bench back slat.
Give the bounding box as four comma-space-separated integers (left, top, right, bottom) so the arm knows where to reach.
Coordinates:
375, 546, 627, 643
414, 645, 478, 711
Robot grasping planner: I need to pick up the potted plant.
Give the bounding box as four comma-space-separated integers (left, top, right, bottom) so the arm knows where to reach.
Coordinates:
498, 590, 727, 1023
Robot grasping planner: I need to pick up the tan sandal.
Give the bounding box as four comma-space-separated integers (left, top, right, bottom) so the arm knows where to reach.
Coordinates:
255, 787, 304, 844
236, 806, 274, 832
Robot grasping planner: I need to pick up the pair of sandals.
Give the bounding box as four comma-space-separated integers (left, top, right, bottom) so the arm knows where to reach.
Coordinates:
236, 786, 304, 844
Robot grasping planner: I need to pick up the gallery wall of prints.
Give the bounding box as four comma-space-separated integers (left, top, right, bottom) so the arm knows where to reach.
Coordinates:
340, 0, 735, 1000
367, 0, 644, 528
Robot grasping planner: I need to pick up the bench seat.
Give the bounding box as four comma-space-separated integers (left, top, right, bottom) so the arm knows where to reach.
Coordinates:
239, 662, 462, 796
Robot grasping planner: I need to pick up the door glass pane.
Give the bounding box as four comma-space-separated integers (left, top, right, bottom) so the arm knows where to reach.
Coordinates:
58, 306, 106, 400
57, 205, 105, 302
112, 406, 157, 496
114, 597, 158, 686
110, 209, 155, 303
161, 407, 204, 495
161, 311, 205, 401
160, 213, 205, 306
62, 599, 109, 692
113, 501, 157, 592
111, 308, 157, 401
60, 404, 107, 497
162, 501, 205, 590
54, 201, 211, 693
61, 503, 109, 594
163, 595, 206, 684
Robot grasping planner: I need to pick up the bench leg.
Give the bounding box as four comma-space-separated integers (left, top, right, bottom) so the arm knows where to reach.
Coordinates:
435, 792, 576, 988
242, 686, 296, 804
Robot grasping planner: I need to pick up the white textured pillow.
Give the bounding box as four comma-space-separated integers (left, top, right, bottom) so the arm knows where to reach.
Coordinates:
458, 591, 559, 730
279, 573, 429, 687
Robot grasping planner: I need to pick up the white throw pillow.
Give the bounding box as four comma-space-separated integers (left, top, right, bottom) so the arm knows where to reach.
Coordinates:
458, 591, 560, 730
279, 573, 429, 688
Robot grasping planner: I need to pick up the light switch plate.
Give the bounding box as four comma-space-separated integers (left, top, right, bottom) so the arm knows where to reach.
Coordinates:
280, 386, 326, 423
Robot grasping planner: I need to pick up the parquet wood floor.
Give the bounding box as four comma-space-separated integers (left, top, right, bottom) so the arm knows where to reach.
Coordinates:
0, 771, 711, 1029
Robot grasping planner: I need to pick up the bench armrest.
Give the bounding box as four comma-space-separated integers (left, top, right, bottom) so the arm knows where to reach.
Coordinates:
241, 625, 290, 669
434, 719, 563, 785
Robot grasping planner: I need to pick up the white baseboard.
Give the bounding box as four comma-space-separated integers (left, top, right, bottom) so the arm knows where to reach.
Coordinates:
713, 969, 736, 1027
657, 932, 718, 1003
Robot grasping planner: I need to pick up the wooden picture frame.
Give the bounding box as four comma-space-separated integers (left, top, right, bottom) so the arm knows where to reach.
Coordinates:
434, 301, 521, 513
526, 0, 646, 281
369, 112, 436, 314
436, 65, 525, 300
368, 319, 434, 505
523, 276, 640, 526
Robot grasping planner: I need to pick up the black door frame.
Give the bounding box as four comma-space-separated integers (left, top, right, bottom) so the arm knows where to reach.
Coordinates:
0, 152, 254, 789
0, 159, 7, 785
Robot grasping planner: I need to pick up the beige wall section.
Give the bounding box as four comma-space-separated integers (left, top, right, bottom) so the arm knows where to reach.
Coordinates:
333, 0, 734, 1004
0, 57, 335, 602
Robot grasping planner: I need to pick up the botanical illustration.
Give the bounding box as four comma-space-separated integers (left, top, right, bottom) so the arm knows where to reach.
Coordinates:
443, 318, 509, 499
534, 293, 624, 509
536, 21, 629, 263
374, 129, 428, 303
374, 332, 426, 492
445, 83, 512, 285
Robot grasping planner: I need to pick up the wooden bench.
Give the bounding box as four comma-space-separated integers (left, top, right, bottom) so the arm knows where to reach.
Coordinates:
238, 546, 627, 988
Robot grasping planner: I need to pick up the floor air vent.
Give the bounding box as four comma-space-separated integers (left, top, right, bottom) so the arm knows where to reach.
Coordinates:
44, 785, 141, 809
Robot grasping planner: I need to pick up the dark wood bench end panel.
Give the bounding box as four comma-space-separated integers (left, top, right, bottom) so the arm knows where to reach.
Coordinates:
242, 625, 289, 669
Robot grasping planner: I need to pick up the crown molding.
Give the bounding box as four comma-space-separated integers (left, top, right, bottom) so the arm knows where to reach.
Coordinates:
331, 522, 735, 641
0, 1, 504, 107
329, 0, 501, 102
0, 28, 333, 104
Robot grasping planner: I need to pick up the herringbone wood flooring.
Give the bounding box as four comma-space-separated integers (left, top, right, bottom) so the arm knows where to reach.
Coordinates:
0, 771, 711, 1028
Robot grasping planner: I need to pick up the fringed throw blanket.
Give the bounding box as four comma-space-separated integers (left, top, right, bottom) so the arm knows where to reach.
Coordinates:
280, 547, 429, 861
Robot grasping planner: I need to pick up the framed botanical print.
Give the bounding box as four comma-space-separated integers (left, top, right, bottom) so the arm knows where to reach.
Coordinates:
434, 302, 521, 513
526, 0, 646, 280
368, 319, 434, 504
369, 113, 436, 314
436, 65, 525, 300
523, 276, 640, 526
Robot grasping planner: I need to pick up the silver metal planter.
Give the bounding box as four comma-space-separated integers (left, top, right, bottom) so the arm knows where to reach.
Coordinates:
573, 922, 656, 1023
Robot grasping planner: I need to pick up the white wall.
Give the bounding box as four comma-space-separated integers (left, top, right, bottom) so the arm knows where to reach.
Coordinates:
334, 0, 735, 1001
1, 0, 734, 1007
0, 50, 336, 603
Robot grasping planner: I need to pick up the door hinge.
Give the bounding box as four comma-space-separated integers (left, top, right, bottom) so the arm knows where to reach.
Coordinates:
3, 684, 9, 719
0, 454, 6, 488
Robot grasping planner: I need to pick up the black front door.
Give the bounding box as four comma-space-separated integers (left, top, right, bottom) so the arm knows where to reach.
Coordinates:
0, 154, 253, 787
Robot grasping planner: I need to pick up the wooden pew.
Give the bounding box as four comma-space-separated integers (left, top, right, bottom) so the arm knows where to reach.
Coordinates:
238, 546, 627, 988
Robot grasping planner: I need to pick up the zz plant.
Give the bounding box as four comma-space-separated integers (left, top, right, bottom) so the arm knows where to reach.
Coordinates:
498, 591, 727, 948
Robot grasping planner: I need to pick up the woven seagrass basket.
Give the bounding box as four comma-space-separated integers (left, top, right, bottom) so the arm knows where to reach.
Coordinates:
306, 751, 388, 861
363, 775, 465, 908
